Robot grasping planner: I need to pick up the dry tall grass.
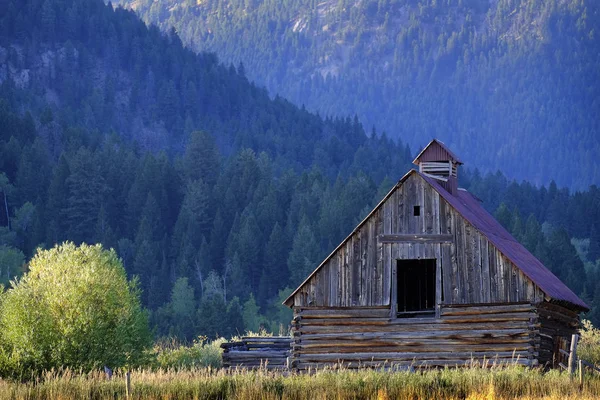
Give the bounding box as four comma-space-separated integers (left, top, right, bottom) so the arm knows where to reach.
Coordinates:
1, 365, 599, 400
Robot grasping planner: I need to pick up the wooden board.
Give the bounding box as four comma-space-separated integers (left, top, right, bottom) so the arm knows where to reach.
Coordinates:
292, 173, 545, 308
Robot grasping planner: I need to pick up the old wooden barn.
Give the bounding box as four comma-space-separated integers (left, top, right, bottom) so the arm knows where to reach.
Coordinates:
284, 139, 588, 370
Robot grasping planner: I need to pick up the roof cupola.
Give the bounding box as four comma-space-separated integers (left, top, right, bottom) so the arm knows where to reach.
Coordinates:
413, 139, 462, 195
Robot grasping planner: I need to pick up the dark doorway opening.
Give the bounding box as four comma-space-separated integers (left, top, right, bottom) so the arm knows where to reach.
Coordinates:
397, 259, 436, 317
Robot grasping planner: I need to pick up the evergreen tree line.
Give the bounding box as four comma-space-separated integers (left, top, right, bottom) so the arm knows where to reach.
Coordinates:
0, 0, 598, 342
1, 98, 600, 340
116, 0, 600, 188
0, 98, 413, 339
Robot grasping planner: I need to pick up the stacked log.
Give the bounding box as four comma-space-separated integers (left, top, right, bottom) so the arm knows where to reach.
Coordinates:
221, 337, 292, 370
291, 303, 539, 371
536, 302, 580, 368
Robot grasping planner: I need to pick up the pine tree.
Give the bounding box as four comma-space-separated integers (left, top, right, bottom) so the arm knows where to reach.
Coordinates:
589, 225, 600, 262
135, 193, 161, 246
258, 222, 287, 305
45, 154, 70, 245
65, 149, 109, 243
225, 296, 245, 337
209, 209, 228, 269
494, 203, 512, 231
236, 212, 262, 290
133, 240, 159, 305
182, 130, 220, 187
288, 217, 319, 286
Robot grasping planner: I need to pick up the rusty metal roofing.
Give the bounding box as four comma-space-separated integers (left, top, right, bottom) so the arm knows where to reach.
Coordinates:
413, 139, 463, 165
419, 172, 589, 311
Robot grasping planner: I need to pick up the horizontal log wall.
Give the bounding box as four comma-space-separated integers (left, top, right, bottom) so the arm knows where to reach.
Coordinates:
536, 302, 580, 368
292, 173, 545, 308
291, 303, 539, 370
221, 337, 291, 370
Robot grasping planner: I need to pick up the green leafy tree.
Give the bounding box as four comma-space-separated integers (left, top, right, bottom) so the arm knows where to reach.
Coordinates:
0, 242, 151, 377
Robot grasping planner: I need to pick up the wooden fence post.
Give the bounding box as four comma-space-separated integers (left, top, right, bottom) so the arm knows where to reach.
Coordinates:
568, 334, 579, 375
125, 370, 131, 399
579, 359, 583, 389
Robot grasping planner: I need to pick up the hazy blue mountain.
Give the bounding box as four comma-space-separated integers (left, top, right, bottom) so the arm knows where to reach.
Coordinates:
112, 0, 600, 188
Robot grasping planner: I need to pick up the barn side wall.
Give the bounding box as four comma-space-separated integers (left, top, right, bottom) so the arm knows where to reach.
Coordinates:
292, 173, 545, 307
290, 303, 539, 370
536, 302, 580, 368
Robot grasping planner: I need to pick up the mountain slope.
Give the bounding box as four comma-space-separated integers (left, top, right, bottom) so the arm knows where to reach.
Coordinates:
114, 0, 600, 188
1, 0, 413, 178
0, 0, 415, 334
0, 0, 599, 338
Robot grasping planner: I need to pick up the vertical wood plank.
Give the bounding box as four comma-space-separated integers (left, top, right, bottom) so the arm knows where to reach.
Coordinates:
391, 243, 399, 316
424, 184, 434, 234
416, 176, 424, 234
384, 242, 391, 305
367, 219, 374, 305
360, 223, 368, 306
352, 231, 360, 306
440, 198, 449, 234
495, 249, 502, 303
481, 236, 491, 303
510, 260, 518, 303
442, 243, 452, 304
435, 243, 442, 317
465, 223, 476, 303
472, 229, 482, 304
455, 211, 465, 303
376, 208, 384, 305
450, 211, 460, 304
391, 188, 398, 234
407, 176, 414, 234
336, 251, 342, 307
489, 245, 498, 303
432, 191, 440, 234
398, 179, 405, 232
346, 241, 352, 307
526, 275, 535, 302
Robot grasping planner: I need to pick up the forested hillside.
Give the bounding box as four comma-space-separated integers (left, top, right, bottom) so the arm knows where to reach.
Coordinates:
114, 0, 600, 188
0, 0, 599, 342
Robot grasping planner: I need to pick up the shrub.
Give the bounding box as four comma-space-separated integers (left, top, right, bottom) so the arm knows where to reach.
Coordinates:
0, 242, 152, 378
155, 337, 225, 369
579, 319, 600, 365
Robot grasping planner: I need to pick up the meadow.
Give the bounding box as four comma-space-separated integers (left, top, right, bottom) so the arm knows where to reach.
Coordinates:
1, 365, 600, 400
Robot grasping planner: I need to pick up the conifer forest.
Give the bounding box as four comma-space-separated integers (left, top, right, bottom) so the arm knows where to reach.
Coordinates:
0, 0, 599, 346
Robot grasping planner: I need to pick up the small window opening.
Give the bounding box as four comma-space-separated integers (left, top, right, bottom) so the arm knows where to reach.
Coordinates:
397, 259, 436, 318
413, 206, 421, 216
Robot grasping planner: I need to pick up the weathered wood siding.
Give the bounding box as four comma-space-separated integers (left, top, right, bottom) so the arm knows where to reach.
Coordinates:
291, 173, 545, 307
291, 303, 539, 370
536, 302, 580, 368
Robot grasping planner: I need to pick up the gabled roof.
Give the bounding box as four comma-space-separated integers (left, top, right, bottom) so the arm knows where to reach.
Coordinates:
413, 139, 463, 165
420, 173, 588, 311
284, 169, 588, 311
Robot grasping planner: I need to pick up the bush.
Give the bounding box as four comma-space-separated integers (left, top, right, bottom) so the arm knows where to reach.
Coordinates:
155, 337, 225, 369
579, 319, 600, 365
0, 242, 152, 378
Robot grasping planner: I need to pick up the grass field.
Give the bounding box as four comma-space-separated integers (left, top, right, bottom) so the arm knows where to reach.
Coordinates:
1, 365, 599, 400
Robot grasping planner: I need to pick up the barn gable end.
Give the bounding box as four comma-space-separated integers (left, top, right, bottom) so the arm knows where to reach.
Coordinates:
286, 171, 547, 309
